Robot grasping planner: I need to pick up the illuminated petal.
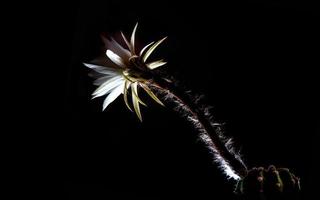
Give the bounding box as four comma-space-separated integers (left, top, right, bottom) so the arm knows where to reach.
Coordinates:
131, 82, 147, 107
139, 41, 154, 57
131, 82, 142, 121
110, 38, 131, 59
89, 55, 119, 69
106, 50, 126, 68
102, 36, 130, 58
83, 63, 119, 75
92, 75, 124, 98
93, 76, 115, 86
146, 59, 167, 70
143, 37, 167, 62
102, 83, 124, 111
130, 23, 138, 55
123, 80, 133, 112
140, 83, 164, 106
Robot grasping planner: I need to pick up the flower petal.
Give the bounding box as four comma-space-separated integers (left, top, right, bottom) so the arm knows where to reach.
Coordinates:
130, 23, 138, 55
142, 37, 167, 62
102, 83, 124, 111
123, 80, 133, 112
93, 76, 114, 86
131, 82, 147, 107
121, 31, 132, 53
92, 75, 124, 98
146, 59, 167, 70
89, 55, 119, 69
140, 83, 164, 106
102, 36, 131, 59
131, 82, 142, 121
139, 41, 154, 57
106, 50, 126, 68
110, 38, 131, 58
83, 63, 119, 75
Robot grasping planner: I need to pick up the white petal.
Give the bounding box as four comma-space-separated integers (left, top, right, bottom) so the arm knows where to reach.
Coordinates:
93, 82, 122, 99
146, 60, 167, 70
93, 76, 114, 86
110, 38, 131, 58
130, 23, 138, 54
139, 41, 154, 57
102, 36, 131, 59
106, 50, 126, 68
92, 75, 124, 98
143, 37, 167, 62
89, 55, 119, 68
102, 83, 124, 111
83, 63, 119, 75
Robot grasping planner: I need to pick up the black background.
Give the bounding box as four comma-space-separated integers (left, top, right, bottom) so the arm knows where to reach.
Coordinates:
58, 0, 318, 199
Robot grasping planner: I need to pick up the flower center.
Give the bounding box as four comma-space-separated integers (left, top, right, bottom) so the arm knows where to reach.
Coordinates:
125, 55, 152, 81
128, 55, 146, 71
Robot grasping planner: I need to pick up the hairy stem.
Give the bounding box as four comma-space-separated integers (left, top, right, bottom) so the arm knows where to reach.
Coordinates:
147, 78, 248, 180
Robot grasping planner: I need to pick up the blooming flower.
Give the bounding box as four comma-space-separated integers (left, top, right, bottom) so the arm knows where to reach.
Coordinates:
84, 23, 167, 121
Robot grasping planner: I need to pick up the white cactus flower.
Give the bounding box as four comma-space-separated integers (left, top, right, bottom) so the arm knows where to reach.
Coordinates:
84, 23, 167, 121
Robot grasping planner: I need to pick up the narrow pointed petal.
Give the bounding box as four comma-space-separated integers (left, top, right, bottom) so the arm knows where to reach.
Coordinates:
143, 37, 167, 62
83, 63, 119, 75
131, 82, 143, 121
146, 60, 167, 70
139, 41, 154, 57
92, 75, 124, 98
93, 81, 122, 99
130, 23, 138, 54
121, 31, 132, 53
123, 80, 133, 112
90, 55, 119, 69
106, 50, 126, 68
140, 83, 165, 106
102, 83, 124, 111
131, 82, 147, 107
